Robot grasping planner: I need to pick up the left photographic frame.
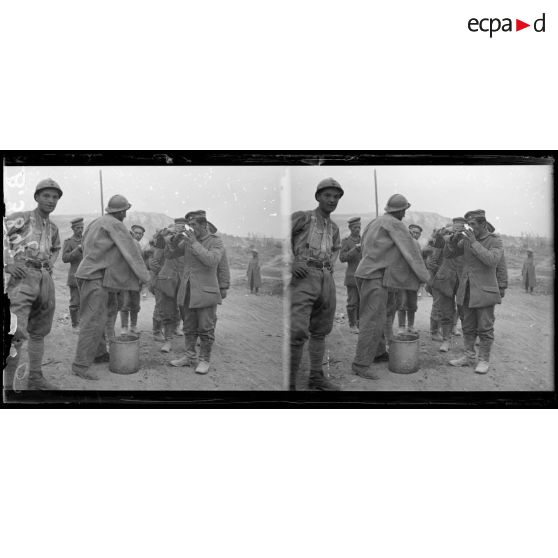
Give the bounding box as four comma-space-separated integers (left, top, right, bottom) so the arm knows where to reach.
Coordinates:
2, 152, 289, 404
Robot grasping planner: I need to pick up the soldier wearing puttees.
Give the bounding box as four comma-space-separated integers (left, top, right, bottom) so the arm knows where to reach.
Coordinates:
117, 224, 146, 334
427, 218, 466, 353
395, 224, 423, 335
71, 195, 150, 380
289, 178, 343, 391
351, 194, 429, 381
62, 217, 84, 329
3, 179, 63, 390
445, 209, 504, 375
167, 210, 226, 375
339, 216, 362, 333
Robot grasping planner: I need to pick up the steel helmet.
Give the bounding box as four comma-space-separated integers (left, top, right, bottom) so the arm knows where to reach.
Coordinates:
315, 177, 344, 200
384, 194, 411, 213
34, 178, 63, 198
105, 194, 132, 214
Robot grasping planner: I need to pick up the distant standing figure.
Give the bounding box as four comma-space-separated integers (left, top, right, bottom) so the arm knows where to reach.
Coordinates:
247, 249, 262, 294
522, 250, 536, 293
62, 217, 84, 330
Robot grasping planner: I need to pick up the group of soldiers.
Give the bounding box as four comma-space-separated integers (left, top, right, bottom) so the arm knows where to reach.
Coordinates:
3, 178, 230, 390
289, 177, 511, 390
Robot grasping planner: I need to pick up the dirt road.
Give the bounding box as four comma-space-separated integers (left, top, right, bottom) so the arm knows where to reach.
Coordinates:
294, 267, 554, 391
28, 270, 283, 390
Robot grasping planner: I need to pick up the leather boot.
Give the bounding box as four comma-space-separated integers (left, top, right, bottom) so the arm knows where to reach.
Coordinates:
439, 324, 452, 352
160, 324, 173, 353
407, 311, 417, 334
449, 334, 476, 367
289, 344, 304, 391
430, 318, 443, 341
308, 336, 326, 372
347, 306, 355, 328
70, 308, 80, 329
308, 369, 339, 391
195, 337, 212, 374
476, 338, 492, 374
153, 319, 165, 341
130, 312, 139, 333
27, 369, 57, 390
3, 340, 22, 389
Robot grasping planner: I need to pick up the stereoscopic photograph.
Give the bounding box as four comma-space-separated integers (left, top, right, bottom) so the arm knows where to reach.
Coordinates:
287, 164, 554, 392
3, 163, 285, 392
2, 154, 555, 403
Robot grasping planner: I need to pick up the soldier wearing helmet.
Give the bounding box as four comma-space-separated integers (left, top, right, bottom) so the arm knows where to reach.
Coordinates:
4, 178, 63, 390
71, 194, 150, 381
351, 194, 429, 381
289, 177, 344, 390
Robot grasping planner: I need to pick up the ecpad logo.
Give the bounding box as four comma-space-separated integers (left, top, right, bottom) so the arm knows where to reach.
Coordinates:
468, 13, 546, 37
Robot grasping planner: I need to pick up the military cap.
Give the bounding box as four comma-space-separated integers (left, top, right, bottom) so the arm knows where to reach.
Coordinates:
185, 210, 207, 221
174, 217, 187, 224
347, 216, 361, 225
35, 178, 63, 198
131, 224, 146, 233
70, 217, 84, 227
315, 177, 344, 200
464, 209, 486, 221
251, 249, 259, 254
452, 217, 467, 224
526, 249, 533, 254
409, 224, 423, 232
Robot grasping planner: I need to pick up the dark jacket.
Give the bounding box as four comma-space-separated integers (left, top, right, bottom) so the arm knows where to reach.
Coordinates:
426, 245, 464, 298
62, 236, 83, 287
339, 235, 362, 287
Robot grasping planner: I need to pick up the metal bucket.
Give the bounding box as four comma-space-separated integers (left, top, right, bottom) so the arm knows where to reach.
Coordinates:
389, 333, 420, 374
109, 334, 140, 374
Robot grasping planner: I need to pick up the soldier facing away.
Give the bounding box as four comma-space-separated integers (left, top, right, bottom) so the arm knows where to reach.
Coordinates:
289, 177, 343, 391
4, 178, 63, 390
522, 250, 536, 294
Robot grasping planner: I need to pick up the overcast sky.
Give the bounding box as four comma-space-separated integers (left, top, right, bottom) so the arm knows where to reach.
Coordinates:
3, 164, 553, 238
290, 165, 553, 237
3, 166, 284, 238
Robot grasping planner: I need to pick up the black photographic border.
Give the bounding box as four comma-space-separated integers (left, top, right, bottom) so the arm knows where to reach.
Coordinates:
2, 150, 556, 408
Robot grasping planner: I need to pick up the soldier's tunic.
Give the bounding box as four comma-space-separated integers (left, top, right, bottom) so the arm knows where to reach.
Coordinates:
339, 233, 362, 327
352, 213, 429, 373
4, 209, 60, 386
395, 236, 422, 317
62, 234, 83, 325
444, 230, 503, 362
290, 209, 340, 375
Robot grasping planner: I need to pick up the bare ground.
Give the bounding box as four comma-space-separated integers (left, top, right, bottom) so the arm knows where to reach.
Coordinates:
294, 268, 554, 391
26, 270, 283, 390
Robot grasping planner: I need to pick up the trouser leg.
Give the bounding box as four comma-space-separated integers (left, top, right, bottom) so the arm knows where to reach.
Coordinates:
476, 305, 495, 362
197, 305, 217, 362
346, 286, 359, 327
352, 277, 388, 372
289, 344, 304, 390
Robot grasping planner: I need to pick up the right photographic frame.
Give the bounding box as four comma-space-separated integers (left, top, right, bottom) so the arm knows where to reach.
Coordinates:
285, 153, 555, 403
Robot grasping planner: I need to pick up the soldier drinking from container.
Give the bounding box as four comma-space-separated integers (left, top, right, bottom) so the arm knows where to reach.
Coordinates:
446, 209, 504, 375
351, 194, 429, 381
62, 217, 85, 331
71, 195, 150, 381
150, 219, 186, 353
4, 178, 63, 390
247, 249, 262, 294
339, 216, 362, 334
289, 177, 343, 391
168, 210, 225, 375
395, 224, 423, 335
427, 218, 466, 353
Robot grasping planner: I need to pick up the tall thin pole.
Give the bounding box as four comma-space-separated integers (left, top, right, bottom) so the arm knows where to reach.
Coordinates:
99, 169, 104, 215
374, 168, 379, 217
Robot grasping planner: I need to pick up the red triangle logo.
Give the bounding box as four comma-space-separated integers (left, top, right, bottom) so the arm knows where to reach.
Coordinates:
516, 19, 530, 31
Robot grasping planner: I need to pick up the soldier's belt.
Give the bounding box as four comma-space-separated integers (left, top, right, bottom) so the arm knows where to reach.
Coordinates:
306, 259, 332, 270
24, 259, 51, 270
